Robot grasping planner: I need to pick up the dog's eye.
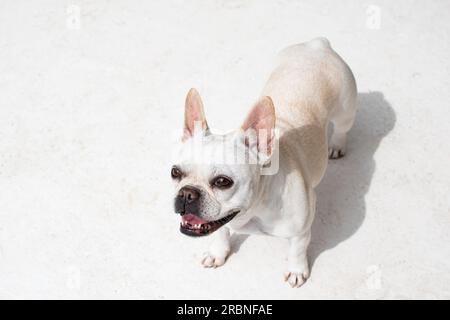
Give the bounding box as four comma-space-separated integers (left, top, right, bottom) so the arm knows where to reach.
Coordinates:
211, 176, 233, 189
171, 167, 182, 179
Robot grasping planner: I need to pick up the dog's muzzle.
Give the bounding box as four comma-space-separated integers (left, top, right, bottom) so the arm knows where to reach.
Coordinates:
174, 186, 239, 237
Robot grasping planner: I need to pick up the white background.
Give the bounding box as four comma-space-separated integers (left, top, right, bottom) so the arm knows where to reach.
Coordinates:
0, 0, 449, 299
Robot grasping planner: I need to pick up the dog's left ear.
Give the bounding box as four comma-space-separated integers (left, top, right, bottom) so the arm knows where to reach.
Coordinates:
240, 96, 276, 157
183, 88, 209, 141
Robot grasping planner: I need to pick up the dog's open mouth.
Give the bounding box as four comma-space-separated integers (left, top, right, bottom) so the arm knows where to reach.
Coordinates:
179, 211, 239, 237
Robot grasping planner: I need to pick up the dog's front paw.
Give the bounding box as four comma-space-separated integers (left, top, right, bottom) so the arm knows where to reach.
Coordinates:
201, 251, 229, 268
283, 269, 310, 288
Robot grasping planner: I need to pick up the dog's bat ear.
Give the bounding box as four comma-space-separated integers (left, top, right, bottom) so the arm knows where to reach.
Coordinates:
183, 88, 209, 141
240, 96, 276, 156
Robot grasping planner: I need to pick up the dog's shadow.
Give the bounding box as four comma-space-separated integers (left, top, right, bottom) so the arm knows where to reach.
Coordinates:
229, 92, 396, 267
309, 92, 396, 266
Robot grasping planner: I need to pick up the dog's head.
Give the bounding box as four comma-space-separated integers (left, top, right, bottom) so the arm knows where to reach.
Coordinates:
171, 88, 276, 236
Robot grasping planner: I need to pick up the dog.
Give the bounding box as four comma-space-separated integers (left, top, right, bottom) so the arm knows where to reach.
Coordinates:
171, 38, 357, 287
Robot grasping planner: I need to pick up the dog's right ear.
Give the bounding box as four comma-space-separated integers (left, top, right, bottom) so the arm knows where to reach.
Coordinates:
183, 88, 209, 141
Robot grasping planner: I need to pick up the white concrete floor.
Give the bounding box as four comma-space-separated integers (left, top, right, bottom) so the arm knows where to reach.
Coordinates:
0, 0, 449, 299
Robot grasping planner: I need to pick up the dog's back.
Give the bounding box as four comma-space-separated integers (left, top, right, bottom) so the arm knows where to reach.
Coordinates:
262, 38, 357, 187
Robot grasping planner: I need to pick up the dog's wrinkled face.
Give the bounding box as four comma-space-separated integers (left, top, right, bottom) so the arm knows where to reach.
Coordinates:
172, 133, 261, 236
172, 88, 275, 237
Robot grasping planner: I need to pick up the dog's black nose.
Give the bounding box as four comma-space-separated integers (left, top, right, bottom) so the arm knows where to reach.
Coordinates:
175, 186, 201, 215
178, 186, 200, 203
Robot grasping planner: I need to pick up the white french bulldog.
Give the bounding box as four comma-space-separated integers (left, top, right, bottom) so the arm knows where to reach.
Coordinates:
171, 38, 357, 287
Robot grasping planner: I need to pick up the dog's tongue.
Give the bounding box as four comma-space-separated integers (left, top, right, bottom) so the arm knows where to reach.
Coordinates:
181, 213, 208, 225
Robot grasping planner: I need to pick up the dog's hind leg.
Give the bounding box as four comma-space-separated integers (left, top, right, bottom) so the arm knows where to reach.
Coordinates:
328, 78, 357, 159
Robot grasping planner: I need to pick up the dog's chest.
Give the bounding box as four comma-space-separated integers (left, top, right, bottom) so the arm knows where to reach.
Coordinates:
230, 217, 271, 235
229, 205, 283, 235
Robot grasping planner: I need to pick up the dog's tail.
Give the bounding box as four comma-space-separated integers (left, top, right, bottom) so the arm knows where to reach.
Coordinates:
306, 37, 331, 50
